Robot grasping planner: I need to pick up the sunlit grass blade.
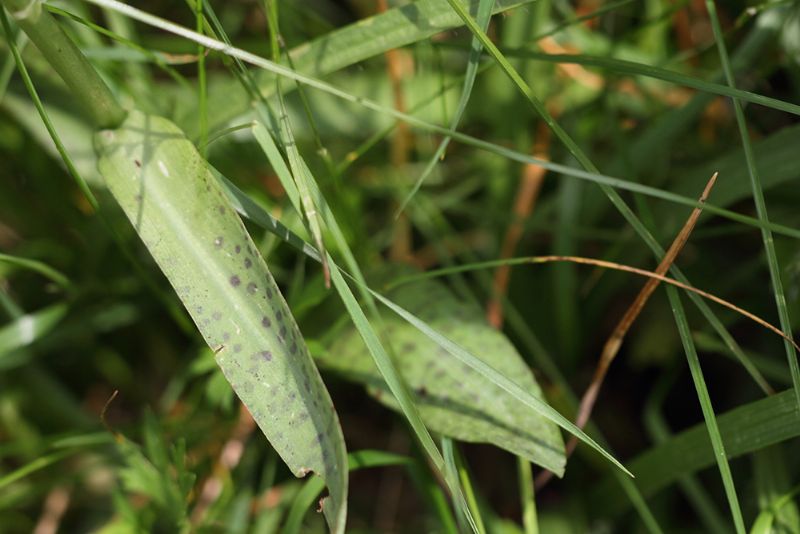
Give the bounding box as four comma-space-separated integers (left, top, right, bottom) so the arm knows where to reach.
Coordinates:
250, 120, 469, 517
0, 252, 71, 289
364, 285, 631, 477
442, 0, 782, 418
77, 0, 800, 241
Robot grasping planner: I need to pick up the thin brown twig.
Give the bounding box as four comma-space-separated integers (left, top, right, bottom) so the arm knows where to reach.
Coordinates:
534, 172, 784, 488
190, 404, 256, 525
33, 486, 71, 534
530, 252, 793, 489
526, 254, 800, 353
376, 0, 414, 263
487, 123, 550, 328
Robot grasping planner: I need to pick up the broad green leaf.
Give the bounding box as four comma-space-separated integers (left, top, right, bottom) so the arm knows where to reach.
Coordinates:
592, 389, 800, 517
183, 0, 534, 135
94, 110, 347, 533
319, 267, 566, 476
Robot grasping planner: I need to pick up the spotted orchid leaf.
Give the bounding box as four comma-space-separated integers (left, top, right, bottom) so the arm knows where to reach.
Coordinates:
94, 110, 347, 533
321, 267, 566, 476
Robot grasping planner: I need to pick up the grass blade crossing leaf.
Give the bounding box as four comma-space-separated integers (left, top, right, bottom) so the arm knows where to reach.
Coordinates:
94, 110, 348, 533
321, 266, 566, 475
397, 0, 495, 214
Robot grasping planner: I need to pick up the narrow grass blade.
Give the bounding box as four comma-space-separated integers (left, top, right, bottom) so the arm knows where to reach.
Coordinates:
703, 0, 799, 411
0, 252, 71, 289
667, 287, 745, 533
273, 96, 331, 285
95, 110, 348, 533
284, 450, 412, 534
397, 0, 495, 214
488, 48, 800, 117
442, 0, 786, 429
77, 0, 800, 240
322, 266, 565, 475
366, 285, 631, 477
251, 121, 467, 517
593, 389, 800, 516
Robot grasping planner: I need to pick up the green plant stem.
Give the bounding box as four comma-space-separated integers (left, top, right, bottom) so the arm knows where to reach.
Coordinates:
517, 459, 538, 534
703, 0, 799, 411
1, 0, 125, 127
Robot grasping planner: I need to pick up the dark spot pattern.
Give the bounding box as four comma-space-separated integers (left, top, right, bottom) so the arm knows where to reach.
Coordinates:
235, 245, 241, 254
134, 159, 141, 168
230, 275, 241, 287
260, 350, 272, 361
244, 258, 252, 269
261, 317, 271, 328
247, 282, 257, 294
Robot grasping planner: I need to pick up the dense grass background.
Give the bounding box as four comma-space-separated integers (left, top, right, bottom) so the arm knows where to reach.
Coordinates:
1, 0, 800, 532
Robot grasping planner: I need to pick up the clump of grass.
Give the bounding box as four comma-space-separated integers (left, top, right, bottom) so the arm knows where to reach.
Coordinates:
1, 1, 799, 533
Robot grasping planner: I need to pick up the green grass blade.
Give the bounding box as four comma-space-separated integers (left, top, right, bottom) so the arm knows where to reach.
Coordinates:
703, 0, 799, 411
667, 287, 745, 533
593, 389, 800, 516
284, 450, 412, 534
0, 303, 68, 357
396, 0, 495, 215
0, 252, 71, 289
442, 438, 481, 534
644, 372, 729, 534
517, 458, 538, 534
483, 48, 800, 117
272, 96, 331, 284
442, 0, 785, 404
0, 449, 74, 489
251, 121, 469, 516
77, 0, 800, 241
322, 268, 565, 474
365, 284, 631, 477
95, 110, 348, 533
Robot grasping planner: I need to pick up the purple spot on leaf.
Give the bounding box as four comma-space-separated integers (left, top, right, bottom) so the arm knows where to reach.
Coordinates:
230, 275, 241, 287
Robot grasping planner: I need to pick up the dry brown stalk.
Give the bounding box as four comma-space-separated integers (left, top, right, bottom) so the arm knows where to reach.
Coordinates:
535, 173, 783, 488
487, 124, 551, 328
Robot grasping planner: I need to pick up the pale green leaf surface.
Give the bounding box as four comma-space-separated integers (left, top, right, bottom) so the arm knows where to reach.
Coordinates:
94, 110, 347, 533
320, 267, 566, 476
